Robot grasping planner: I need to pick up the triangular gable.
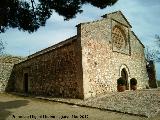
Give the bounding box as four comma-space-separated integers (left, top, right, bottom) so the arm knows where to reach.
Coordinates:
131, 31, 145, 48
102, 11, 132, 28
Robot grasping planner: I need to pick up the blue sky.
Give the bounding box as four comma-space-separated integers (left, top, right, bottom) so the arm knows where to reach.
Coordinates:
0, 0, 160, 79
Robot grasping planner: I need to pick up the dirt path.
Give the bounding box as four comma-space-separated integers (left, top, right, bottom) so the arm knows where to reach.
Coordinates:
0, 93, 159, 120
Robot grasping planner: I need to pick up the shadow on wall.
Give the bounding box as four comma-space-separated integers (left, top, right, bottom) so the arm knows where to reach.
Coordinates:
5, 66, 16, 92
0, 100, 29, 120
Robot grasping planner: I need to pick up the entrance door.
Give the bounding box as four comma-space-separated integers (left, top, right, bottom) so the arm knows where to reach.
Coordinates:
24, 73, 28, 93
121, 68, 129, 90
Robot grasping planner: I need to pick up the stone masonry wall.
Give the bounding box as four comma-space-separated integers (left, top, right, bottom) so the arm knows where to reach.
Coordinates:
13, 38, 84, 99
129, 32, 148, 88
0, 56, 25, 92
0, 63, 14, 92
80, 15, 148, 99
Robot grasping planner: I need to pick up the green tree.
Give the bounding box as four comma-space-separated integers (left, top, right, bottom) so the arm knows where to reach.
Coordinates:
0, 0, 118, 33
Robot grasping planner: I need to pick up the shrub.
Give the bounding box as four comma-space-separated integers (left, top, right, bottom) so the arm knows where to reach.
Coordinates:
130, 78, 137, 85
117, 77, 125, 86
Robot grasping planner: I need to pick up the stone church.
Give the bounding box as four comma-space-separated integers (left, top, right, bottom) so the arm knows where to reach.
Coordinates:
11, 11, 148, 99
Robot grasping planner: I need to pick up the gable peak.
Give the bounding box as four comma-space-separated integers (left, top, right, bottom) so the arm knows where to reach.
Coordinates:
101, 11, 132, 28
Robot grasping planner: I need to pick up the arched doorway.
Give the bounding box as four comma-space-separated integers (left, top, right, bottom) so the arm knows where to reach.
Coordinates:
121, 68, 129, 90
24, 73, 28, 93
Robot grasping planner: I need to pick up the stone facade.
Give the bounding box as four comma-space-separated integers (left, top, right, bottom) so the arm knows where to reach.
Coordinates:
11, 11, 148, 99
80, 11, 148, 98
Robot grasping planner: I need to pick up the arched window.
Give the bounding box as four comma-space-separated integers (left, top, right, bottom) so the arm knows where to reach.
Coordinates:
112, 26, 127, 50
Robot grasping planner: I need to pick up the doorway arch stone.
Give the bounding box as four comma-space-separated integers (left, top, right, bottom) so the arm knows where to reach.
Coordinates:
119, 64, 130, 90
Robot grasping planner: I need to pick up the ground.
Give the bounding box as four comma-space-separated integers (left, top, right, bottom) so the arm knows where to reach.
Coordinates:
0, 93, 160, 120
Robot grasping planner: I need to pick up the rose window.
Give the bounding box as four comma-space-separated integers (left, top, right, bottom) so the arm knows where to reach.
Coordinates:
112, 26, 126, 49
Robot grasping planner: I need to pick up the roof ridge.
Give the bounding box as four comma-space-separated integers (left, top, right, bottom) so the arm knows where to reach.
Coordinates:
28, 35, 77, 59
